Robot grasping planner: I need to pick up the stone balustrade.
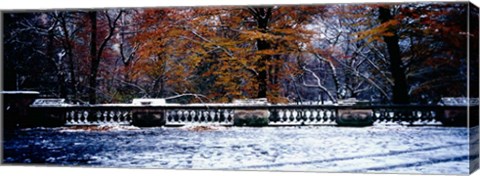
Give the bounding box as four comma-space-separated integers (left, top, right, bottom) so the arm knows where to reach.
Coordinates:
22, 103, 475, 127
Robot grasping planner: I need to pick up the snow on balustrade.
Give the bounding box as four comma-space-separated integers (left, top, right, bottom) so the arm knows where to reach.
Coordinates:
439, 97, 479, 106
31, 98, 69, 107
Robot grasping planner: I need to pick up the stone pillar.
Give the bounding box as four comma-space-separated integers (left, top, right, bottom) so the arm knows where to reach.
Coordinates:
336, 109, 374, 127
440, 108, 468, 127
232, 98, 270, 127
131, 109, 166, 127
2, 91, 39, 129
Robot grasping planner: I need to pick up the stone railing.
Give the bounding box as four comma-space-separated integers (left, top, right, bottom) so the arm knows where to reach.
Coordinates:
26, 103, 478, 127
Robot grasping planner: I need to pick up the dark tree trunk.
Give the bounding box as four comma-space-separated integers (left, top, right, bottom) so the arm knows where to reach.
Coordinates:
59, 14, 77, 100
378, 7, 410, 104
47, 29, 67, 98
256, 39, 269, 98
251, 7, 272, 99
88, 11, 98, 104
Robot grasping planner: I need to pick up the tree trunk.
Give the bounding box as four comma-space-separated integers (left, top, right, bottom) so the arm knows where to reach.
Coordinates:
256, 39, 269, 98
47, 28, 67, 98
252, 7, 272, 99
88, 11, 98, 104
59, 14, 77, 100
378, 7, 410, 104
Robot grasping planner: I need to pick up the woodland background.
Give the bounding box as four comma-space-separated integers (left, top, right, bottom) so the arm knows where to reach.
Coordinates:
2, 3, 479, 104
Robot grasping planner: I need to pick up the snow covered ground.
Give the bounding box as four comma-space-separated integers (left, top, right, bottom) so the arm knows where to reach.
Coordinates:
2, 125, 474, 175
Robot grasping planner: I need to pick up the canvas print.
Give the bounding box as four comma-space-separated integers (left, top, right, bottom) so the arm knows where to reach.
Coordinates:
1, 1, 479, 175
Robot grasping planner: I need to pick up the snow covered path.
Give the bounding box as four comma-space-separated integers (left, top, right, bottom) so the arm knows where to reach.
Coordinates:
3, 125, 473, 175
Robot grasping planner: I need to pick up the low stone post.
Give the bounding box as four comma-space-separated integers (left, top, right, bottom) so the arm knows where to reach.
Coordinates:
335, 98, 374, 127
441, 108, 468, 126
232, 98, 270, 127
2, 91, 39, 129
336, 109, 374, 127
438, 97, 479, 127
29, 99, 69, 127
131, 109, 166, 127
130, 99, 167, 127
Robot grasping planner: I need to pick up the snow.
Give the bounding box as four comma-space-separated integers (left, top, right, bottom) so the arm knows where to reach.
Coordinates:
439, 97, 479, 106
0, 91, 39, 94
132, 98, 166, 105
31, 99, 67, 107
3, 126, 471, 175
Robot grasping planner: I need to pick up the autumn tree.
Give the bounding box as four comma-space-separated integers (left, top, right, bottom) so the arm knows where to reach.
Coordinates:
87, 10, 123, 104
352, 3, 476, 104
132, 6, 321, 103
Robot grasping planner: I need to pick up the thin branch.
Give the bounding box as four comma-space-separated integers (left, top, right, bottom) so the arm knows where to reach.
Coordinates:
164, 93, 212, 103
302, 66, 337, 103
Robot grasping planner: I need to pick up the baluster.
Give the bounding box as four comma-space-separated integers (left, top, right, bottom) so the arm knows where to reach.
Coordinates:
175, 110, 181, 122
430, 111, 437, 122
83, 110, 89, 124
94, 111, 100, 124
303, 109, 309, 123
318, 109, 324, 123
217, 110, 222, 124
330, 110, 336, 122
298, 109, 303, 123
278, 109, 284, 123
169, 110, 175, 123
293, 109, 298, 122
179, 110, 185, 123
305, 109, 311, 124
189, 110, 195, 122
101, 111, 106, 123
76, 111, 82, 124
285, 110, 291, 123
69, 111, 76, 124
184, 110, 189, 122
113, 110, 122, 123
373, 110, 380, 123
193, 110, 200, 123
378, 109, 386, 123
415, 110, 421, 123
165, 111, 171, 123
311, 109, 318, 123
211, 109, 216, 123
382, 111, 388, 122
324, 110, 330, 122
65, 111, 71, 125
69, 111, 74, 124
200, 110, 205, 123
129, 111, 133, 123
108, 111, 113, 123
220, 109, 227, 123
388, 111, 395, 122
332, 110, 337, 122
228, 110, 234, 124
295, 109, 301, 123
325, 110, 331, 123
422, 111, 433, 121
223, 110, 228, 124
208, 110, 214, 122
175, 110, 181, 123
216, 110, 221, 123
268, 109, 275, 123
122, 111, 128, 124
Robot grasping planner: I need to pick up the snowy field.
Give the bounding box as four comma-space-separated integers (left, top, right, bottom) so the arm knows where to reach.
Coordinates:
2, 125, 475, 175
